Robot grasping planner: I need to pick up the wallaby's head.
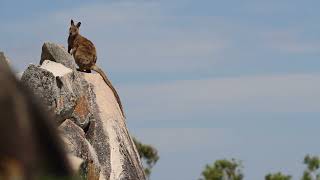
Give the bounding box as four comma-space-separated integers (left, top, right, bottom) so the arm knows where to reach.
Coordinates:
69, 19, 81, 36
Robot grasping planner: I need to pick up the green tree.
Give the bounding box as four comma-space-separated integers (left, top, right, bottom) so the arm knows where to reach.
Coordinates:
302, 155, 320, 180
133, 137, 159, 179
265, 172, 292, 180
200, 158, 243, 180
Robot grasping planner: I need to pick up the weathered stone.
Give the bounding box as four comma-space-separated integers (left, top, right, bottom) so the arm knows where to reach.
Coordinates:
59, 119, 101, 180
40, 42, 77, 69
86, 116, 111, 180
69, 74, 95, 128
21, 61, 77, 124
73, 96, 90, 122
21, 60, 93, 127
84, 73, 146, 180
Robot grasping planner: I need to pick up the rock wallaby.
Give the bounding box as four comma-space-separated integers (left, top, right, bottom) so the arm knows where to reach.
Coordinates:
68, 19, 125, 118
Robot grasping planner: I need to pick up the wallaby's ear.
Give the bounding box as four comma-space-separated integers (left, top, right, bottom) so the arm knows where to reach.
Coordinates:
76, 22, 81, 28
71, 19, 74, 26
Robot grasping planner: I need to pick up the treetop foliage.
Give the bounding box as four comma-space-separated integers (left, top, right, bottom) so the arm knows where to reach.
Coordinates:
265, 172, 292, 180
200, 158, 243, 180
133, 137, 159, 179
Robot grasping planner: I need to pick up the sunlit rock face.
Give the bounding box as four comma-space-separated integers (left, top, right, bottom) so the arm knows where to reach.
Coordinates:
85, 73, 146, 180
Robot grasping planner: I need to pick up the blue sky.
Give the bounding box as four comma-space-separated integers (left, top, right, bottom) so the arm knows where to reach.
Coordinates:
1, 0, 320, 179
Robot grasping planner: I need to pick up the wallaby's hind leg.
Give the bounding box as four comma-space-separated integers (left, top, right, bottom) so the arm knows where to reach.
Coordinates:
76, 68, 83, 72
76, 67, 91, 73
75, 57, 94, 73
76, 68, 91, 73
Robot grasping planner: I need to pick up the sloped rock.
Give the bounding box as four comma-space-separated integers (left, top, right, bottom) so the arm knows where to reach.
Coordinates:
59, 119, 101, 180
40, 42, 76, 69
86, 115, 111, 180
85, 73, 146, 180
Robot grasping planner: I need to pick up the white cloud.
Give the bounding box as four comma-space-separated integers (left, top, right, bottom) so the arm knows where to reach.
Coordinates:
262, 30, 320, 54
52, 2, 228, 73
243, 0, 298, 15
131, 128, 237, 153
130, 127, 242, 180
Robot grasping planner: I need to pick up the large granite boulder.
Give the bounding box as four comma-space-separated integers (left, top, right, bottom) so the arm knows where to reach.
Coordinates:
20, 42, 146, 180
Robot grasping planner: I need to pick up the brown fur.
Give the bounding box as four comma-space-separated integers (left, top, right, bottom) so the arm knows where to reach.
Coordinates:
0, 58, 73, 179
68, 20, 125, 118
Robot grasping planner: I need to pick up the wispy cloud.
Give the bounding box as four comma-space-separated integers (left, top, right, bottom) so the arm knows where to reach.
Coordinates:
263, 30, 320, 54
131, 127, 241, 180
132, 128, 236, 153
121, 73, 320, 124
53, 2, 229, 73
1, 1, 229, 74
2, 1, 320, 180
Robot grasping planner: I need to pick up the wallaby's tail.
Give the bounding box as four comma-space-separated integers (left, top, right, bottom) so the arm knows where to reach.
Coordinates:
91, 65, 125, 118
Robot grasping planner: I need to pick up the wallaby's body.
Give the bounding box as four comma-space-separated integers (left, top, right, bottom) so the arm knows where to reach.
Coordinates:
68, 20, 125, 118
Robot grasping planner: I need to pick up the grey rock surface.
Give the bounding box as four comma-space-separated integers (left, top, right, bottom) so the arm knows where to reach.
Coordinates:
21, 61, 77, 124
85, 73, 146, 180
21, 60, 93, 127
59, 119, 101, 179
40, 42, 77, 69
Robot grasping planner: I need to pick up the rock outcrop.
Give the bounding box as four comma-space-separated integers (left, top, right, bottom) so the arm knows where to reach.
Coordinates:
20, 43, 146, 180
